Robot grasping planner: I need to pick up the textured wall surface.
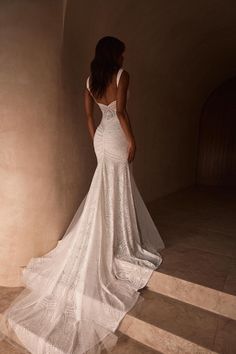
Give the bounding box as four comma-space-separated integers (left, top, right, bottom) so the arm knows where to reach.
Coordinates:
0, 1, 71, 285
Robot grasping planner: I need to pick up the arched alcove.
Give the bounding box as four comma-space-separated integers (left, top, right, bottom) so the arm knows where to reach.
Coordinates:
197, 77, 236, 186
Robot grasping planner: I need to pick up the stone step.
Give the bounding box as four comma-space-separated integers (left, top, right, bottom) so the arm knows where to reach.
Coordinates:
0, 312, 161, 354
1, 285, 235, 354
0, 321, 161, 354
102, 331, 161, 353
0, 339, 27, 354
0, 313, 29, 354
148, 268, 236, 321
147, 244, 236, 320
118, 289, 236, 354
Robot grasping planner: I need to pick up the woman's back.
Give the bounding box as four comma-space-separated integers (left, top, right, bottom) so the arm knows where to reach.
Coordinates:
86, 67, 126, 107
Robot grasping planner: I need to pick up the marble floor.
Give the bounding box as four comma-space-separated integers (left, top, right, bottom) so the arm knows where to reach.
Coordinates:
0, 185, 235, 353
149, 185, 236, 294
118, 185, 236, 353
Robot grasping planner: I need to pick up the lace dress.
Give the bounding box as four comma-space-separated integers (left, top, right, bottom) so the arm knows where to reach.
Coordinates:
0, 67, 165, 354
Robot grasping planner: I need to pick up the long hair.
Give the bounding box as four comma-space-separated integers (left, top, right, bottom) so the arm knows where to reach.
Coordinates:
89, 36, 125, 99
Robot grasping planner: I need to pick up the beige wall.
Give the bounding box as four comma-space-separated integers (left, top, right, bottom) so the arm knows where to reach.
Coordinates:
0, 1, 71, 286
1, 0, 236, 285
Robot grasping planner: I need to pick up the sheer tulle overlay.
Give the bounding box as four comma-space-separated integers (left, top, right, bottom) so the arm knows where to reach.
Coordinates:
0, 68, 165, 353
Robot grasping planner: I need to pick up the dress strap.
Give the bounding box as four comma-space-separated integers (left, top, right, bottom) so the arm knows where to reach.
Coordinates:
86, 75, 98, 103
116, 68, 124, 87
86, 76, 90, 92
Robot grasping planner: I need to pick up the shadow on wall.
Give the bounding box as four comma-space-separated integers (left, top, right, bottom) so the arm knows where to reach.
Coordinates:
197, 76, 236, 187
63, 0, 236, 201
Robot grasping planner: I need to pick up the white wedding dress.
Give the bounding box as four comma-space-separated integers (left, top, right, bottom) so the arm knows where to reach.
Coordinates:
0, 67, 165, 354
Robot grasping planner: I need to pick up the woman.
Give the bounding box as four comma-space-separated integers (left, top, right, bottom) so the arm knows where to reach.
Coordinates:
0, 36, 165, 354
84, 36, 136, 164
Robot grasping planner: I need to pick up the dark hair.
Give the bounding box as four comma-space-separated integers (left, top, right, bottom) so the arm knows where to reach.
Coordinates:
89, 36, 125, 99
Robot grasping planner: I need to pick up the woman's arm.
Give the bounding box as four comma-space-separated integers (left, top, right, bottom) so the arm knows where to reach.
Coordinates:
84, 85, 96, 142
116, 70, 136, 163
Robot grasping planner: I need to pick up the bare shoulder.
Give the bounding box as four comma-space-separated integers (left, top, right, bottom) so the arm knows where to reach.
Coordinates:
120, 69, 130, 86
122, 69, 130, 79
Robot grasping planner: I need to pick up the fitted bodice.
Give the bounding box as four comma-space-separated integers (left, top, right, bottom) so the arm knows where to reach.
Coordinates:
86, 68, 129, 121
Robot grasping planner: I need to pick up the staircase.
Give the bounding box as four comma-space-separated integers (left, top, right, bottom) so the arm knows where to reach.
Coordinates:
117, 186, 236, 353
1, 186, 235, 353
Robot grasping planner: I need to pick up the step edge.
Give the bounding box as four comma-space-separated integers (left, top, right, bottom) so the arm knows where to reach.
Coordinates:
119, 314, 218, 354
148, 271, 236, 320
